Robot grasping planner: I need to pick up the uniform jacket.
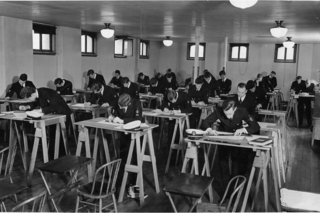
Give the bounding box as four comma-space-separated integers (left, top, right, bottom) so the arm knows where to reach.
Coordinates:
262, 76, 277, 92
150, 83, 166, 95
119, 82, 140, 99
218, 78, 232, 94
247, 87, 267, 108
88, 74, 106, 89
6, 80, 36, 99
303, 83, 315, 95
188, 84, 209, 104
161, 91, 192, 113
36, 88, 71, 115
89, 85, 118, 107
203, 76, 220, 97
111, 98, 144, 124
164, 72, 177, 82
202, 107, 260, 134
290, 80, 306, 94
110, 76, 123, 87
233, 94, 256, 116
163, 77, 178, 91
56, 79, 73, 95
137, 75, 150, 85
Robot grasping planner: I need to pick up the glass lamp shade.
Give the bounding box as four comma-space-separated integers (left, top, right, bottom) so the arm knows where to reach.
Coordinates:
283, 37, 295, 48
229, 0, 258, 9
163, 37, 173, 46
101, 28, 114, 38
270, 21, 288, 38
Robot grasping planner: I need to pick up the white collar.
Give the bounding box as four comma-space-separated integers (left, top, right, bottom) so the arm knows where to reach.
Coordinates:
35, 89, 39, 98
101, 85, 104, 95
239, 95, 246, 101
127, 81, 131, 88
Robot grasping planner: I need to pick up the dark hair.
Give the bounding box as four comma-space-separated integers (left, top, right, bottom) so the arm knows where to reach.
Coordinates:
166, 73, 172, 78
156, 72, 162, 78
118, 93, 131, 107
167, 90, 177, 102
203, 69, 209, 73
54, 78, 63, 85
222, 99, 237, 111
246, 80, 256, 90
204, 72, 211, 79
237, 82, 246, 89
19, 74, 28, 81
150, 77, 158, 85
121, 77, 130, 84
138, 72, 144, 77
87, 69, 94, 76
271, 71, 276, 75
219, 70, 226, 76
20, 86, 36, 98
296, 76, 302, 80
185, 78, 192, 85
257, 73, 262, 79
91, 82, 102, 92
167, 69, 172, 73
195, 76, 203, 84
115, 70, 120, 75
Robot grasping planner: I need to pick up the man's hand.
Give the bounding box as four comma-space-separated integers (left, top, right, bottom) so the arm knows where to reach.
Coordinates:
107, 115, 115, 122
164, 108, 170, 112
191, 100, 196, 105
234, 128, 247, 136
86, 87, 91, 91
205, 128, 218, 136
84, 102, 91, 107
173, 110, 181, 114
113, 117, 124, 124
5, 97, 10, 100
147, 92, 152, 95
101, 103, 109, 107
256, 104, 262, 110
19, 105, 30, 111
57, 91, 60, 94
198, 101, 205, 105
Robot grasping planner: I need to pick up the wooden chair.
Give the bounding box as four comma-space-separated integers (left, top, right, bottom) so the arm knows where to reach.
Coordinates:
75, 159, 122, 213
11, 191, 47, 212
163, 173, 214, 212
197, 175, 246, 212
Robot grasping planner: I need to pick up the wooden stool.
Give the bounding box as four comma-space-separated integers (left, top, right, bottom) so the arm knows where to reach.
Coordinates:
286, 96, 299, 127
164, 173, 214, 212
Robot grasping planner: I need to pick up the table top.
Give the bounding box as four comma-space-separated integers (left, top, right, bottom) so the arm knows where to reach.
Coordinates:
258, 109, 286, 116
61, 94, 76, 97
291, 94, 315, 98
0, 113, 66, 123
192, 103, 215, 109
74, 117, 158, 133
69, 103, 110, 112
73, 89, 93, 93
258, 122, 282, 130
109, 84, 121, 90
208, 97, 223, 104
0, 98, 35, 104
142, 108, 192, 119
139, 93, 163, 99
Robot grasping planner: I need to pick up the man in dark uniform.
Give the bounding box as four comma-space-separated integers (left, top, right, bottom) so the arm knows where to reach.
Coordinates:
217, 70, 232, 95
119, 77, 139, 99
188, 76, 209, 128
149, 78, 166, 96
54, 78, 73, 95
262, 71, 277, 92
202, 98, 260, 196
86, 69, 106, 90
155, 72, 164, 84
290, 76, 306, 94
109, 70, 123, 88
298, 79, 315, 127
203, 71, 219, 97
164, 68, 176, 82
161, 90, 192, 143
86, 82, 118, 107
163, 72, 178, 91
5, 73, 36, 99
234, 82, 257, 119
246, 80, 268, 110
137, 72, 150, 93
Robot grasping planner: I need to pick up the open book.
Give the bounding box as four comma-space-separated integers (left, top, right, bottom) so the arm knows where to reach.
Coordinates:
248, 137, 272, 146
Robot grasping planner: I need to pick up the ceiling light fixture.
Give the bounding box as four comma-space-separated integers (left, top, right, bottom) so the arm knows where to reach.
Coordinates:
101, 23, 114, 38
270, 21, 288, 38
163, 36, 173, 47
283, 37, 295, 48
229, 0, 258, 9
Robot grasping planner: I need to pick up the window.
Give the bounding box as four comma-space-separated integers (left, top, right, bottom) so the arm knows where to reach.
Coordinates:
81, 31, 97, 56
187, 43, 206, 60
274, 44, 297, 63
114, 37, 133, 58
33, 23, 56, 55
139, 40, 149, 59
229, 43, 249, 62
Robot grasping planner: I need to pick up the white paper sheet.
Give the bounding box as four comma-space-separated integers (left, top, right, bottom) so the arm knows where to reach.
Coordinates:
281, 188, 320, 211
97, 120, 123, 126
72, 103, 98, 107
206, 136, 245, 141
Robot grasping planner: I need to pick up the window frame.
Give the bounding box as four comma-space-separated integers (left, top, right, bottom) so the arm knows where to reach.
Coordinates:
114, 36, 133, 58
33, 23, 56, 55
187, 43, 206, 61
139, 40, 150, 59
274, 44, 298, 63
229, 43, 249, 62
81, 30, 97, 57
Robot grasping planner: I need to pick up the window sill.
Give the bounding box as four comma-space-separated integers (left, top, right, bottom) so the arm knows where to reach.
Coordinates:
33, 51, 56, 55
82, 53, 97, 57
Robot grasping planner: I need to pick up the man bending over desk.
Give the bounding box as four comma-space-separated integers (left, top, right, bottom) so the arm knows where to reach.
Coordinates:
85, 82, 118, 107
202, 99, 260, 196
54, 78, 73, 95
5, 73, 36, 99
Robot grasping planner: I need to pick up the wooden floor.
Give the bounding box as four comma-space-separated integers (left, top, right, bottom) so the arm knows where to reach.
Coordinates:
1, 115, 320, 212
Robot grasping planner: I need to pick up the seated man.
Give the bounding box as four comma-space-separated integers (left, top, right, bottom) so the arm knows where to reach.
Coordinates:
298, 79, 315, 127
262, 71, 277, 92
202, 99, 260, 196
217, 70, 232, 95
163, 72, 178, 91
188, 76, 209, 128
246, 80, 268, 110
5, 73, 36, 99
155, 72, 164, 84
87, 69, 106, 90
234, 82, 257, 119
86, 82, 118, 107
164, 68, 176, 82
184, 77, 193, 93
290, 76, 306, 94
137, 72, 150, 93
54, 78, 73, 95
203, 71, 219, 97
109, 70, 123, 88
148, 77, 166, 109
119, 77, 139, 99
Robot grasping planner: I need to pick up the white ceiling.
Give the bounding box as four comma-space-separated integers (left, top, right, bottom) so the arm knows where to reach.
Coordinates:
1, 1, 320, 44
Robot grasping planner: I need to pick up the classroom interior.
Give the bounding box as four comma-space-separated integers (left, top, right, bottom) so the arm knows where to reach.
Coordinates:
1, 0, 320, 212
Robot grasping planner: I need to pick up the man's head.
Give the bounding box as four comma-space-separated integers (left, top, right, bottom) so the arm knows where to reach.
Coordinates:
167, 69, 172, 73
118, 93, 131, 109
271, 71, 276, 77
246, 80, 256, 92
115, 70, 121, 78
195, 77, 203, 90
19, 73, 28, 85
20, 86, 37, 101
237, 83, 247, 99
203, 69, 209, 74
87, 69, 95, 78
167, 90, 177, 103
204, 72, 211, 83
150, 78, 158, 87
219, 70, 226, 80
91, 82, 103, 94
54, 78, 63, 87
166, 72, 172, 79
296, 76, 302, 84
121, 77, 130, 88
257, 73, 263, 82
222, 99, 237, 119
138, 72, 144, 80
